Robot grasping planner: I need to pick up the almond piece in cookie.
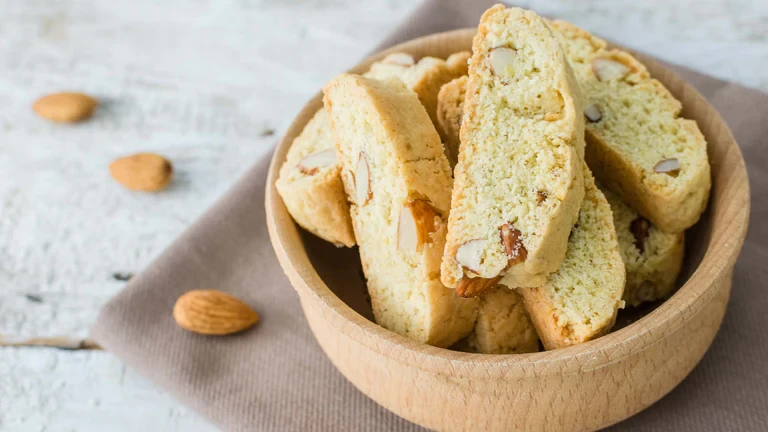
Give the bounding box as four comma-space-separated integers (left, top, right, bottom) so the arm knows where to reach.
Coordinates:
297, 149, 337, 175
397, 200, 439, 252
441, 6, 585, 294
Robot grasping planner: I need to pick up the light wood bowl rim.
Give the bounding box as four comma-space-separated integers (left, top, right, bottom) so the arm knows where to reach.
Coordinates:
265, 29, 750, 378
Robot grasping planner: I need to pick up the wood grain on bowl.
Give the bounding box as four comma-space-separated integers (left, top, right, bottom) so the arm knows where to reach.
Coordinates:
265, 29, 749, 432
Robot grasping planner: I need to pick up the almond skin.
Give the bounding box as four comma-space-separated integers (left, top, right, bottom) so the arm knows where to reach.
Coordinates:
33, 92, 98, 123
173, 290, 259, 335
110, 153, 173, 192
500, 223, 527, 268
456, 275, 501, 298
397, 199, 439, 252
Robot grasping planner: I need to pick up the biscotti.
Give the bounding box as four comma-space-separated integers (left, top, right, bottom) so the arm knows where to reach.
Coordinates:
441, 5, 586, 297
469, 286, 539, 354
275, 109, 355, 247
602, 187, 685, 306
519, 165, 626, 350
323, 74, 477, 347
437, 84, 685, 308
436, 76, 467, 169
277, 51, 471, 247
366, 51, 470, 149
550, 20, 711, 233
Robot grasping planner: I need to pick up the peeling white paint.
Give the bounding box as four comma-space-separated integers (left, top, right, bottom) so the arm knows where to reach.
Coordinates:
0, 348, 220, 432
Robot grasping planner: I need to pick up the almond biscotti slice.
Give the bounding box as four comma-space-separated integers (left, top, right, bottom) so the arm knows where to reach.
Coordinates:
550, 20, 711, 233
519, 166, 625, 350
469, 286, 540, 354
366, 51, 470, 146
275, 109, 355, 247
436, 76, 467, 169
602, 186, 685, 307
323, 74, 477, 347
441, 5, 586, 297
277, 52, 470, 247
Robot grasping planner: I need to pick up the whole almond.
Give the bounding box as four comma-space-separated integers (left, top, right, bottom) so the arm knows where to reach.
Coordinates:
33, 92, 98, 123
173, 290, 259, 335
110, 153, 173, 192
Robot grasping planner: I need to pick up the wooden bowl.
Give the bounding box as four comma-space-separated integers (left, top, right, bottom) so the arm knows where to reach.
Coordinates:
265, 29, 749, 431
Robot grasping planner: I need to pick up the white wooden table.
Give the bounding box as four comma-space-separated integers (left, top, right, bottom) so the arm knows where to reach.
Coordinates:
1, 0, 766, 430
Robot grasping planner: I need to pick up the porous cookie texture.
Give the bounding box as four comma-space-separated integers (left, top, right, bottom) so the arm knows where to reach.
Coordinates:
519, 166, 626, 350
441, 5, 586, 296
468, 286, 540, 354
366, 51, 470, 143
550, 20, 711, 233
277, 51, 470, 247
275, 109, 355, 247
323, 74, 477, 347
437, 76, 467, 168
602, 187, 685, 307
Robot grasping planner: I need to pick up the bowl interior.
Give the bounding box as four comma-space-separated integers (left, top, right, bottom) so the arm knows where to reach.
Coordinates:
267, 29, 749, 358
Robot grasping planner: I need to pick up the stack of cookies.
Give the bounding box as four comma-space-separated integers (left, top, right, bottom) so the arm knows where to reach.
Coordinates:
277, 5, 708, 353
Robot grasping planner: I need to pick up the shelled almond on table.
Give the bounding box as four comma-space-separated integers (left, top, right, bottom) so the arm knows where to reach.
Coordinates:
110, 153, 174, 192
33, 92, 98, 123
173, 290, 259, 336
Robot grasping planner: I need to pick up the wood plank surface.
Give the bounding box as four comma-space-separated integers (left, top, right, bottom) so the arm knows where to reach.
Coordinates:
0, 0, 765, 430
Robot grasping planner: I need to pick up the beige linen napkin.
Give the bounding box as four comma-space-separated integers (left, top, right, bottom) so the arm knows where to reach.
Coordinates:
92, 1, 767, 430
